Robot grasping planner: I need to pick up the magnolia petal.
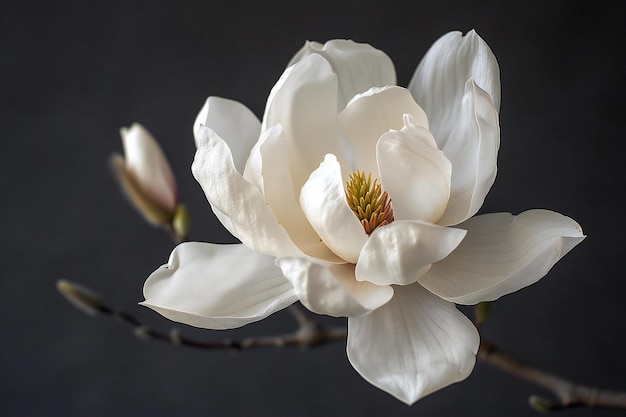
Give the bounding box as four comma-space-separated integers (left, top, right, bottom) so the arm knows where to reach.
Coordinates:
120, 123, 178, 212
339, 86, 429, 175
347, 283, 479, 405
356, 220, 466, 286
409, 31, 500, 226
300, 154, 368, 263
260, 130, 343, 263
141, 242, 297, 329
377, 114, 451, 224
192, 124, 304, 258
241, 131, 266, 193
262, 53, 345, 190
435, 80, 500, 226
419, 210, 585, 304
193, 97, 261, 174
289, 39, 396, 110
277, 258, 394, 318
409, 30, 500, 115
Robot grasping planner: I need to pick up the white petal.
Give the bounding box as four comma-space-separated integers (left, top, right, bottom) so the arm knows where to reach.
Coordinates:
356, 221, 466, 286
409, 30, 500, 113
192, 124, 304, 258
435, 80, 500, 226
259, 129, 343, 263
277, 257, 394, 318
419, 210, 585, 304
377, 114, 451, 223
242, 127, 269, 193
289, 39, 396, 110
300, 154, 368, 263
409, 31, 500, 226
339, 86, 428, 175
347, 283, 479, 405
261, 53, 346, 190
141, 242, 296, 329
193, 96, 261, 174
120, 123, 177, 212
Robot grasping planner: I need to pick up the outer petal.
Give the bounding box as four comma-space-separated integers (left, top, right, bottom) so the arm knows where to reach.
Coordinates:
141, 242, 297, 330
419, 210, 585, 304
300, 154, 368, 263
120, 123, 177, 212
409, 30, 500, 114
193, 96, 261, 174
409, 31, 500, 225
262, 53, 346, 190
347, 283, 479, 405
435, 80, 500, 226
289, 39, 396, 110
192, 124, 304, 258
356, 220, 466, 286
277, 257, 394, 318
377, 114, 451, 224
339, 86, 428, 176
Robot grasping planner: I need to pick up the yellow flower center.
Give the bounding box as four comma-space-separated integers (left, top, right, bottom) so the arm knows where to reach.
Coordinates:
345, 170, 394, 235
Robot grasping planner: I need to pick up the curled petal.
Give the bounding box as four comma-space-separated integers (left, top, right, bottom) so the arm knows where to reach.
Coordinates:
277, 258, 394, 318
339, 86, 428, 175
377, 114, 451, 223
300, 154, 368, 263
419, 210, 585, 304
192, 125, 304, 258
120, 123, 178, 212
142, 242, 297, 329
289, 39, 396, 110
409, 31, 501, 225
435, 80, 500, 226
193, 96, 261, 174
356, 220, 466, 286
347, 283, 479, 405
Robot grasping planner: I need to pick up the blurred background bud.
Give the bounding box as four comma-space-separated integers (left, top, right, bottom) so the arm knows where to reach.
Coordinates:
110, 123, 179, 226
57, 280, 107, 316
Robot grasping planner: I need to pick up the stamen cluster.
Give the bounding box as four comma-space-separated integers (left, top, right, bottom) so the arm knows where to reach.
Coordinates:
345, 170, 394, 235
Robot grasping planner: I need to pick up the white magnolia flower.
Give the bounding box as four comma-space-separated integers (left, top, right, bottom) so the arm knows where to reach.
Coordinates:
141, 31, 585, 404
111, 123, 179, 225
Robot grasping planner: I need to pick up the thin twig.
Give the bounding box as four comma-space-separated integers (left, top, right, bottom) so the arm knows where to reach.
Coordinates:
57, 279, 346, 349
58, 279, 626, 412
126, 303, 346, 349
478, 339, 626, 411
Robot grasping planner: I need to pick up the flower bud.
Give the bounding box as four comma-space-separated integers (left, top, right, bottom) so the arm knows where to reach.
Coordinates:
57, 279, 107, 316
111, 123, 179, 225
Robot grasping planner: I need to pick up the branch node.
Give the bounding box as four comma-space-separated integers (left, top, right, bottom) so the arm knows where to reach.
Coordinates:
134, 326, 152, 340
169, 328, 182, 345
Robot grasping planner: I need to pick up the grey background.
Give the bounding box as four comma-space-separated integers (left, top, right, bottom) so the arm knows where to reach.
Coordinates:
2, 1, 626, 416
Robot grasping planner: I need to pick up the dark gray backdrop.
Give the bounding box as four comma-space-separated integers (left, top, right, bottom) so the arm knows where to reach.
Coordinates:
2, 1, 625, 416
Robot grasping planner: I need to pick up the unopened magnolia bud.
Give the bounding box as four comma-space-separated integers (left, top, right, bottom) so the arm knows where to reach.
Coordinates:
57, 280, 107, 316
110, 155, 174, 225
172, 204, 191, 241
113, 123, 179, 226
